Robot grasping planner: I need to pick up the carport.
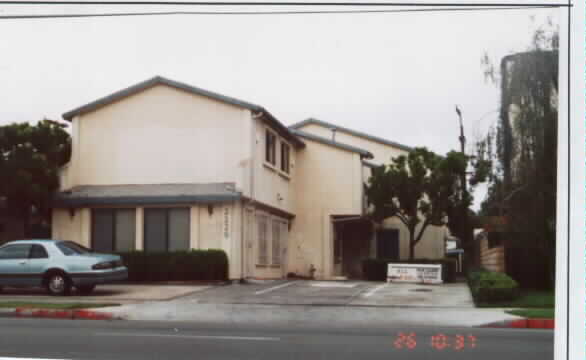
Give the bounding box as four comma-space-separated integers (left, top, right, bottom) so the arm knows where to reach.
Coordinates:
332, 215, 373, 279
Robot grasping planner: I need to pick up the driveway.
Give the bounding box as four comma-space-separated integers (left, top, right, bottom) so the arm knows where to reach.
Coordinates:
0, 284, 211, 303
180, 280, 475, 308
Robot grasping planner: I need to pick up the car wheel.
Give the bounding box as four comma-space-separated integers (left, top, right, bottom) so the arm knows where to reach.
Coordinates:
76, 284, 95, 295
46, 273, 71, 296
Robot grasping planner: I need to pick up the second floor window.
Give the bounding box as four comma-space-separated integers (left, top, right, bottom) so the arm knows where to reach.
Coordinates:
281, 142, 290, 174
265, 130, 276, 166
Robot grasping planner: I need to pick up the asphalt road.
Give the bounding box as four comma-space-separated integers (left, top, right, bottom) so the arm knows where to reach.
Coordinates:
0, 318, 552, 360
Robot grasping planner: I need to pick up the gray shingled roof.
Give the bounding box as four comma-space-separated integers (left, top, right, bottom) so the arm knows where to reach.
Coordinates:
54, 183, 241, 207
62, 76, 304, 148
289, 118, 413, 152
290, 129, 373, 159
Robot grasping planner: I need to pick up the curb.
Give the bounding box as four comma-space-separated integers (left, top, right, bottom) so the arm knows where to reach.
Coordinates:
480, 318, 554, 329
6, 308, 119, 320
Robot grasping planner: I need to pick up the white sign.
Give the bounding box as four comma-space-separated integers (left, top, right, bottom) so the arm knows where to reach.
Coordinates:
387, 263, 443, 284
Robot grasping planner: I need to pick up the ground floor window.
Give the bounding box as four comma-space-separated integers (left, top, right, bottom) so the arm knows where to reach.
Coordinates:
256, 214, 287, 267
91, 208, 136, 252
144, 208, 190, 252
257, 215, 269, 265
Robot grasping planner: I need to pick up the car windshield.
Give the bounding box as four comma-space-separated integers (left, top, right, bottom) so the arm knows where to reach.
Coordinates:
56, 241, 91, 256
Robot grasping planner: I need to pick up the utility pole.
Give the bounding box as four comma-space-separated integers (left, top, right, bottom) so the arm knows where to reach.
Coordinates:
455, 105, 471, 271
455, 105, 467, 195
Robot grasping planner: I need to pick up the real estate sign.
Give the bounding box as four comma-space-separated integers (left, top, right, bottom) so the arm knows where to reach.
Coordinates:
387, 263, 443, 284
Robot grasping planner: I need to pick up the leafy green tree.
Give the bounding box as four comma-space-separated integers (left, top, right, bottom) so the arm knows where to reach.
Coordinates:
476, 18, 558, 288
0, 119, 71, 236
365, 148, 468, 260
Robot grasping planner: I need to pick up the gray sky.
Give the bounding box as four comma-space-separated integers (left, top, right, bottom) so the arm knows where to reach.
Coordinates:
0, 3, 560, 209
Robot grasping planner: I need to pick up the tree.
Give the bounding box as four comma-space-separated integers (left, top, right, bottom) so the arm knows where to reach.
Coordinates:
0, 119, 71, 236
365, 147, 467, 260
476, 18, 558, 288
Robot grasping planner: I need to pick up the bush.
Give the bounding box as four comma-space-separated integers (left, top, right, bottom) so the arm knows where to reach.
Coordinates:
361, 258, 458, 283
467, 269, 519, 303
117, 249, 228, 282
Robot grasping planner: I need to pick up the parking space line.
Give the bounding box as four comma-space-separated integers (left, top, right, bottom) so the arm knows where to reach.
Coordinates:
362, 283, 388, 298
254, 281, 298, 295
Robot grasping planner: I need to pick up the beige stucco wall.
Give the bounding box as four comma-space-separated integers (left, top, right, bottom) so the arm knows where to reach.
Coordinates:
63, 84, 254, 195
290, 140, 363, 279
251, 118, 296, 215
380, 217, 447, 260
52, 208, 91, 247
299, 122, 448, 261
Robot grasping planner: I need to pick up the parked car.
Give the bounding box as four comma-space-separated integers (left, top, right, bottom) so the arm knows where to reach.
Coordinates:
0, 239, 128, 295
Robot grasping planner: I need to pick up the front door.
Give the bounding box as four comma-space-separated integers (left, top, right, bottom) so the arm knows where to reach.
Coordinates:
376, 229, 400, 260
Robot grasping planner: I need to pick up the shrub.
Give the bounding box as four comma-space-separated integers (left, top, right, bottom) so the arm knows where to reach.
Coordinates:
467, 269, 519, 303
117, 249, 228, 282
361, 258, 458, 283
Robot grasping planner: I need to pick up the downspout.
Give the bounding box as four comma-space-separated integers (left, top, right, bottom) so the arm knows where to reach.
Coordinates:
241, 110, 263, 280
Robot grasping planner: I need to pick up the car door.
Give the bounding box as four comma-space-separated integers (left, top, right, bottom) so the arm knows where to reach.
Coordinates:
26, 244, 50, 287
0, 244, 33, 286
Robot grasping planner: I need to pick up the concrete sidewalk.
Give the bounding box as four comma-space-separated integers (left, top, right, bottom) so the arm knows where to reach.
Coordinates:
92, 302, 522, 328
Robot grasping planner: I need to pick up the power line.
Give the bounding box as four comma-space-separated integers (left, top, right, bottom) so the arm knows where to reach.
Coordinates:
0, 6, 560, 19
0, 1, 571, 7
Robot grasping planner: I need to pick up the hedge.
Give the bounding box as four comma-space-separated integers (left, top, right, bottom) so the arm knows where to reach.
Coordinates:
362, 258, 458, 283
116, 249, 229, 282
467, 269, 519, 303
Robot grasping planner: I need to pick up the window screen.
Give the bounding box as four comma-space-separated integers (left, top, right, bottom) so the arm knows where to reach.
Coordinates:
144, 208, 167, 252
115, 209, 136, 252
92, 208, 136, 252
92, 209, 114, 252
168, 208, 190, 251
257, 215, 268, 265
144, 208, 190, 252
272, 220, 281, 265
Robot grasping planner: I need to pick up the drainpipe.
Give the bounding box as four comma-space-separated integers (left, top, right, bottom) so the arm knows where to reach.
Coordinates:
241, 110, 263, 280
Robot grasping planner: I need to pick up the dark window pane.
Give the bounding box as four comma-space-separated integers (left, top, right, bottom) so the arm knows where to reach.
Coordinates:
115, 209, 136, 251
30, 244, 48, 259
168, 208, 190, 251
266, 130, 276, 165
64, 241, 91, 254
144, 208, 167, 252
0, 244, 32, 259
281, 143, 290, 173
92, 209, 114, 253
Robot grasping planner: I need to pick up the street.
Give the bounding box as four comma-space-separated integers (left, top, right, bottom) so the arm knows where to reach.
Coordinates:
0, 318, 552, 360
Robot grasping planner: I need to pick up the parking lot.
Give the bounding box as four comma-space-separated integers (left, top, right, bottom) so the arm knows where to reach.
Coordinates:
181, 280, 475, 308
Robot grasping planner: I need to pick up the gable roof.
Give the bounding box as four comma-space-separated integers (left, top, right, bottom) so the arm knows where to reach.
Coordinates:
62, 76, 304, 148
291, 129, 373, 159
289, 118, 413, 152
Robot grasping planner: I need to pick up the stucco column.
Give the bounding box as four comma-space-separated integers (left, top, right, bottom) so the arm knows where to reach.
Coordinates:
135, 207, 143, 250
80, 208, 91, 248
190, 206, 199, 250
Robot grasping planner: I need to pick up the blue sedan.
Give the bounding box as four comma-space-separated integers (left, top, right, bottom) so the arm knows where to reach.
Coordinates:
0, 239, 128, 296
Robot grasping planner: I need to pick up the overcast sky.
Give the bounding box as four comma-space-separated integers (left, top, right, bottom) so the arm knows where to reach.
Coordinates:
0, 3, 560, 209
